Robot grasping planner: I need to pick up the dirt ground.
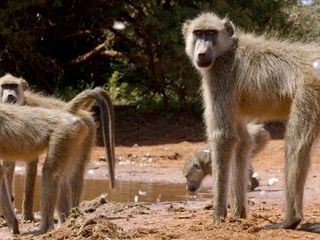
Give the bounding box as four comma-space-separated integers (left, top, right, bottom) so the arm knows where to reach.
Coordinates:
2, 113, 320, 239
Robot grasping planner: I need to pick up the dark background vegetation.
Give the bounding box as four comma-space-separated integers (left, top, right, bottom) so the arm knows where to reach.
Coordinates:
0, 0, 317, 114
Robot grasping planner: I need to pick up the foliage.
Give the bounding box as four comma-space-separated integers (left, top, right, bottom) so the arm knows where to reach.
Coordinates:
0, 0, 297, 110
285, 0, 320, 42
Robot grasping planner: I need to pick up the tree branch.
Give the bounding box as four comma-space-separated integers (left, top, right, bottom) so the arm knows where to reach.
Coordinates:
70, 43, 147, 64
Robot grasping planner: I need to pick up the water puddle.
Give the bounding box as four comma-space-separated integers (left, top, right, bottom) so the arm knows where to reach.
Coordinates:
13, 175, 212, 211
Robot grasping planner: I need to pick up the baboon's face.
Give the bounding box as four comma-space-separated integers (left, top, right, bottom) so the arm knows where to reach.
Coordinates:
182, 12, 235, 69
183, 155, 206, 192
1, 83, 20, 104
0, 74, 28, 105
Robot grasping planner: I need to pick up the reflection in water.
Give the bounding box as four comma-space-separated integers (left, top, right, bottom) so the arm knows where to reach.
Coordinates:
13, 175, 212, 211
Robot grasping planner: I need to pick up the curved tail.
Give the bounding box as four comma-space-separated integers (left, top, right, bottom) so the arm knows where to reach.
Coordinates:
64, 88, 116, 188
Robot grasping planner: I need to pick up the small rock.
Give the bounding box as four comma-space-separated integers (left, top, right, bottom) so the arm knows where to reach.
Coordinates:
268, 178, 279, 186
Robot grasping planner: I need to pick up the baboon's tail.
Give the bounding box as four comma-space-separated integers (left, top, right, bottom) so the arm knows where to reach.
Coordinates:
64, 88, 116, 189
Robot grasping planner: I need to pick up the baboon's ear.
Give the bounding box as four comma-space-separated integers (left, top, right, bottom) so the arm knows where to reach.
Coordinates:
182, 20, 191, 38
224, 19, 235, 37
20, 78, 29, 90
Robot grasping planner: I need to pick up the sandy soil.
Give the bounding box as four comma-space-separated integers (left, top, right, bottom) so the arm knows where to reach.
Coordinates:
1, 115, 320, 239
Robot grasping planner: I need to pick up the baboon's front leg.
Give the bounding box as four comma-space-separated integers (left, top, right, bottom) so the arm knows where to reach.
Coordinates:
0, 165, 19, 234
2, 161, 15, 201
209, 128, 238, 224
203, 89, 238, 224
229, 123, 252, 219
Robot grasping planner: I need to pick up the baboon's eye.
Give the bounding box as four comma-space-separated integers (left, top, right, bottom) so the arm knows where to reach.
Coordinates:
2, 84, 17, 89
193, 30, 203, 36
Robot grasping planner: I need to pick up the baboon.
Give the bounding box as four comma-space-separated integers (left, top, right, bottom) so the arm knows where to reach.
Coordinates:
183, 12, 320, 229
0, 75, 77, 221
183, 123, 270, 192
0, 75, 42, 221
0, 74, 115, 234
0, 74, 116, 222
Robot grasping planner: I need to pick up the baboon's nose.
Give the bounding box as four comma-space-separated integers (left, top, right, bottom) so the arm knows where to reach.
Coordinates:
187, 185, 197, 192
198, 53, 206, 61
7, 94, 17, 103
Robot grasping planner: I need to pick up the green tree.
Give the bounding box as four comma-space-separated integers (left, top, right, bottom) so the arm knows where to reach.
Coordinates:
0, 0, 293, 108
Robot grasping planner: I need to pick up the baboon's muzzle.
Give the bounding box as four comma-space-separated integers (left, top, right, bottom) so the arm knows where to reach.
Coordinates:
5, 94, 17, 104
186, 182, 200, 192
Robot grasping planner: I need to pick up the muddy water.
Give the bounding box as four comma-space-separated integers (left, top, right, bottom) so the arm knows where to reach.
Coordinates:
13, 175, 212, 212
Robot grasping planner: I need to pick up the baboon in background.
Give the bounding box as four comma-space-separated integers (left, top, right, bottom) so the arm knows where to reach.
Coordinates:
183, 123, 270, 192
0, 74, 115, 234
183, 12, 320, 229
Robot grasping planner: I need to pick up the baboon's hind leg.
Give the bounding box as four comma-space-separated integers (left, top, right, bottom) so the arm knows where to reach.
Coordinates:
266, 87, 320, 229
69, 116, 95, 207
57, 180, 71, 224
39, 121, 86, 233
22, 159, 38, 221
69, 151, 89, 208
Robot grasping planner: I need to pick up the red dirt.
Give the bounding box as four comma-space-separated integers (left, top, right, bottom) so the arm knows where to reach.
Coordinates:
2, 115, 320, 239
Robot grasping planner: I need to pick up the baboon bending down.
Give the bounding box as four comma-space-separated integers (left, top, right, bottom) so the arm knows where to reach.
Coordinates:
183, 12, 320, 229
0, 74, 115, 234
0, 74, 114, 222
183, 123, 270, 192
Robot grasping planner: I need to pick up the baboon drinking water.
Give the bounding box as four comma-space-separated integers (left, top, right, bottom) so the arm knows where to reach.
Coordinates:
183, 123, 270, 192
0, 74, 115, 234
183, 12, 320, 229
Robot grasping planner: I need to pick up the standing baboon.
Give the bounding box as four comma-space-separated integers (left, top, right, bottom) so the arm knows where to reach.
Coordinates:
183, 123, 270, 192
0, 75, 43, 221
183, 12, 320, 229
0, 74, 115, 234
0, 74, 116, 222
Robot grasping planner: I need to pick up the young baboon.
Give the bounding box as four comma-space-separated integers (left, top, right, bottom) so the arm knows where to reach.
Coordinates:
183, 12, 320, 229
0, 74, 115, 234
183, 123, 270, 192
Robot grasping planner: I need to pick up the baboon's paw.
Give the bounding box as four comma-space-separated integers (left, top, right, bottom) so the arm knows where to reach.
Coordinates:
11, 224, 20, 235
213, 213, 227, 225
264, 218, 301, 230
37, 222, 55, 235
298, 223, 320, 233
